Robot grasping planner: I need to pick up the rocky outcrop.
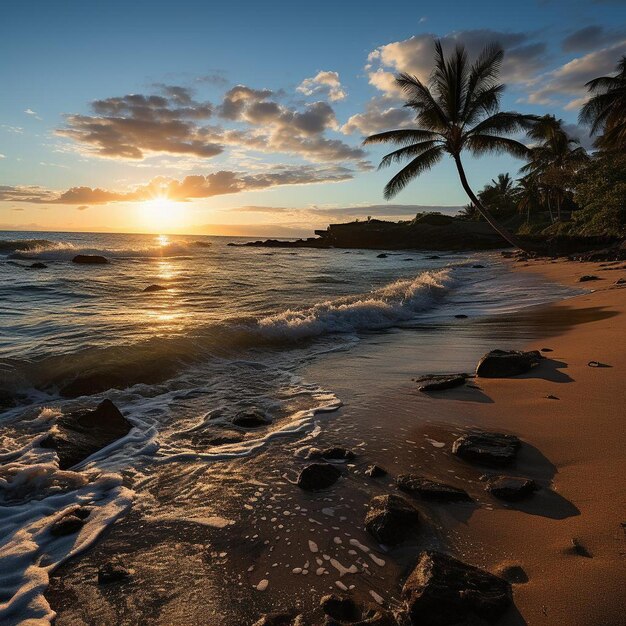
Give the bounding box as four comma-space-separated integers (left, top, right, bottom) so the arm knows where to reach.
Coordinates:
415, 374, 468, 392
452, 431, 521, 466
365, 494, 419, 545
486, 476, 537, 501
402, 551, 512, 625
297, 463, 341, 491
397, 475, 471, 502
72, 254, 109, 264
40, 399, 132, 469
475, 349, 542, 378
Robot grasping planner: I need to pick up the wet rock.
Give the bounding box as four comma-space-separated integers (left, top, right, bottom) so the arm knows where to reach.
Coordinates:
320, 594, 394, 625
475, 349, 542, 378
454, 314, 468, 319
30, 262, 47, 269
365, 494, 419, 545
50, 514, 85, 537
472, 264, 485, 268
143, 284, 168, 292
452, 431, 521, 466
540, 347, 553, 352
579, 275, 600, 282
204, 432, 245, 446
569, 537, 592, 558
40, 399, 132, 469
232, 408, 272, 428
321, 447, 355, 461
365, 464, 387, 478
496, 564, 529, 584
376, 253, 388, 258
397, 474, 471, 502
402, 550, 512, 625
486, 476, 537, 501
72, 254, 109, 264
415, 373, 467, 392
297, 463, 341, 491
427, 255, 441, 259
98, 563, 132, 584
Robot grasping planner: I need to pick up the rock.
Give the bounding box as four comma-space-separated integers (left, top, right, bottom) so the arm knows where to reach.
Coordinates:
540, 347, 553, 352
402, 551, 512, 625
427, 255, 441, 259
73, 505, 94, 520
143, 284, 168, 292
297, 463, 341, 491
496, 564, 529, 584
616, 278, 626, 285
377, 253, 388, 258
486, 476, 537, 501
454, 314, 468, 319
472, 264, 485, 268
475, 349, 542, 378
40, 399, 132, 469
364, 494, 419, 545
319, 594, 394, 626
98, 563, 132, 584
232, 408, 272, 427
365, 464, 387, 478
452, 431, 521, 466
397, 475, 471, 502
50, 514, 85, 537
30, 262, 47, 269
579, 275, 600, 282
204, 432, 245, 446
252, 614, 300, 626
569, 537, 592, 558
72, 254, 109, 264
321, 447, 355, 461
415, 373, 467, 392
545, 394, 559, 400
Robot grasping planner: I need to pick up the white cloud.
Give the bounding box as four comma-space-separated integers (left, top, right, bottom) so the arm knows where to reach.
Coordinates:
341, 97, 414, 135
297, 71, 347, 102
24, 108, 42, 120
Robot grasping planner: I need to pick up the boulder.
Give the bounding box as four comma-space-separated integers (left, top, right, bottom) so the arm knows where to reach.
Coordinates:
475, 349, 542, 378
30, 262, 47, 269
397, 475, 471, 502
365, 494, 419, 545
415, 374, 467, 392
486, 476, 537, 501
232, 408, 272, 428
40, 399, 132, 469
319, 594, 394, 625
365, 464, 387, 478
297, 463, 341, 491
452, 431, 521, 466
579, 275, 600, 282
402, 551, 512, 625
98, 563, 132, 584
321, 447, 356, 461
143, 284, 168, 292
72, 254, 109, 264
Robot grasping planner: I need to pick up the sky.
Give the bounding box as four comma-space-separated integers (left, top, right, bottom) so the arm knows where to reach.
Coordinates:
1, 0, 625, 236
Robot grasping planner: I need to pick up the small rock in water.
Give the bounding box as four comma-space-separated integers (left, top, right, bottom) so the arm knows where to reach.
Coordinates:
476, 349, 542, 378
579, 275, 600, 282
454, 314, 468, 319
376, 253, 388, 258
452, 431, 521, 466
72, 254, 109, 264
415, 373, 467, 392
486, 476, 537, 501
143, 284, 168, 292
472, 264, 485, 268
98, 563, 132, 584
397, 474, 472, 502
30, 262, 47, 269
320, 447, 355, 461
297, 463, 341, 491
203, 431, 245, 446
402, 550, 512, 625
232, 408, 272, 428
365, 464, 387, 478
365, 494, 419, 545
50, 514, 85, 537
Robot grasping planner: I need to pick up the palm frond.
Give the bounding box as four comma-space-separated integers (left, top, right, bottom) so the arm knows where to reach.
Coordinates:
465, 134, 531, 159
363, 129, 439, 146
378, 140, 443, 168
383, 147, 444, 199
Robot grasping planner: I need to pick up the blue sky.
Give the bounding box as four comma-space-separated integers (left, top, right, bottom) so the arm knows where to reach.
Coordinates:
1, 0, 625, 234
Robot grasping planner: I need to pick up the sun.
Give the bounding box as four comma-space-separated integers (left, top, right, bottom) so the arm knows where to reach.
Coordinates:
139, 196, 184, 233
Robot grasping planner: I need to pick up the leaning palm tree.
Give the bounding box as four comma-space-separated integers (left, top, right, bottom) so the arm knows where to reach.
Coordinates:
579, 56, 626, 151
364, 40, 536, 250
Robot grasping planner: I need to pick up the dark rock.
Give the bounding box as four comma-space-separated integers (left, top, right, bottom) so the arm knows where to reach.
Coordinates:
570, 537, 592, 558
252, 613, 299, 626
73, 506, 94, 520
365, 494, 419, 545
545, 394, 559, 400
365, 464, 387, 478
616, 278, 626, 285
50, 514, 85, 537
415, 373, 467, 392
540, 347, 553, 352
40, 399, 132, 469
402, 550, 512, 625
454, 314, 468, 319
203, 432, 245, 446
143, 284, 168, 292
452, 431, 521, 466
30, 262, 47, 269
579, 275, 600, 282
397, 475, 471, 502
427, 255, 441, 259
475, 349, 542, 378
98, 563, 132, 584
297, 463, 341, 491
486, 476, 537, 501
472, 264, 485, 268
72, 254, 109, 264
232, 408, 272, 428
496, 564, 529, 584
320, 594, 394, 625
321, 447, 355, 461
377, 253, 388, 258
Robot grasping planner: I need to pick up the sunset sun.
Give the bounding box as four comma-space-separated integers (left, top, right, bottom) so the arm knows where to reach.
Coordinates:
139, 196, 183, 233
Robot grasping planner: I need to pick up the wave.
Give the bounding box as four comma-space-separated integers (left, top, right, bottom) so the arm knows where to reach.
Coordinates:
0, 238, 57, 253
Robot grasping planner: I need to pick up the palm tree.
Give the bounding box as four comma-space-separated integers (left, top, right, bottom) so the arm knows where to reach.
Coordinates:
363, 40, 537, 250
516, 174, 542, 224
521, 115, 588, 221
579, 56, 626, 151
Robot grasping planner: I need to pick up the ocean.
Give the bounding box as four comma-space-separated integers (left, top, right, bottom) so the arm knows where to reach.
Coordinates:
0, 231, 577, 624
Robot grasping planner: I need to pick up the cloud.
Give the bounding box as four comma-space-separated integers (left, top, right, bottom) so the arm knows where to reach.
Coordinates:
0, 165, 355, 205
229, 203, 462, 218
297, 71, 347, 101
76, 205, 89, 211
341, 97, 414, 135
562, 25, 626, 52
528, 39, 626, 108
0, 154, 5, 159
24, 108, 42, 120
367, 30, 549, 96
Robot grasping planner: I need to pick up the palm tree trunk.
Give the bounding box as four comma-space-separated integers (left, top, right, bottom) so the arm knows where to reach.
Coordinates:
453, 156, 529, 252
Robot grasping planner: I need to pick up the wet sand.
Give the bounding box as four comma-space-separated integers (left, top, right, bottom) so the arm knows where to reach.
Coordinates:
45, 257, 626, 625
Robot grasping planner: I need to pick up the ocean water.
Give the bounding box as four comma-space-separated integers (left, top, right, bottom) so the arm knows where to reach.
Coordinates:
0, 231, 577, 623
